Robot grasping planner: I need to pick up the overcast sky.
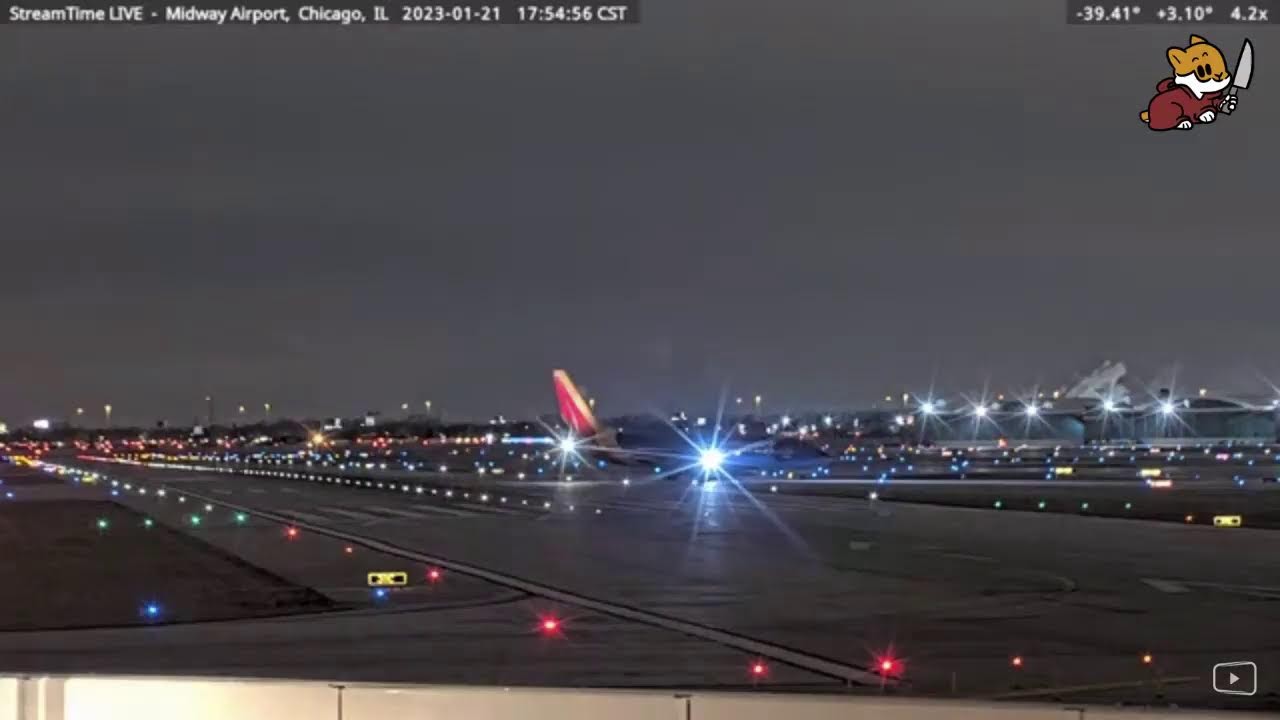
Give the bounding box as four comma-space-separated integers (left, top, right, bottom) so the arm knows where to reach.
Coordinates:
1, 1, 1275, 425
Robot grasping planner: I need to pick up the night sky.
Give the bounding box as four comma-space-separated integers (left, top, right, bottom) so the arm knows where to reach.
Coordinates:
2, 1, 1276, 426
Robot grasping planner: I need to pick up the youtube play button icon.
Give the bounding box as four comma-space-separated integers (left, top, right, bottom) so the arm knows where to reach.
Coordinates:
1213, 661, 1257, 696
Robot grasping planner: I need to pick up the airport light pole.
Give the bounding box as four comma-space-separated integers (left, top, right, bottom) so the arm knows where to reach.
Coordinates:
263, 402, 271, 420
754, 395, 762, 415
104, 404, 112, 427
205, 395, 214, 427
424, 400, 432, 417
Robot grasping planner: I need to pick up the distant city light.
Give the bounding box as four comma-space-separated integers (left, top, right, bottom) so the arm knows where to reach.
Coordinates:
780, 415, 792, 427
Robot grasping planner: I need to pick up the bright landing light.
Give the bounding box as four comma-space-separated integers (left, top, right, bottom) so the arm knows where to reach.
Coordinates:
972, 404, 987, 417
920, 401, 936, 415
558, 436, 578, 454
1161, 401, 1176, 416
699, 448, 725, 472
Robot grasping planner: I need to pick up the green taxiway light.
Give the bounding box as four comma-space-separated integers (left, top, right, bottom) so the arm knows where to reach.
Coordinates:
1037, 500, 1046, 510
96, 518, 109, 530
234, 512, 248, 524
1080, 502, 1090, 510
1125, 502, 1133, 510
143, 518, 154, 529
189, 515, 202, 526
993, 500, 1003, 509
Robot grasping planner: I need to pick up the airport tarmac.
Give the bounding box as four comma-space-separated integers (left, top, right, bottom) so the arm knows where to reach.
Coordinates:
4, 454, 1280, 710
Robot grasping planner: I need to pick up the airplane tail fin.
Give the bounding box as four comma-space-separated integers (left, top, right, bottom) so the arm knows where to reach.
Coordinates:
553, 370, 602, 438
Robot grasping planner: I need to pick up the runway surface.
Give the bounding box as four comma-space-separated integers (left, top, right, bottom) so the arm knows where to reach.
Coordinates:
3, 452, 1279, 710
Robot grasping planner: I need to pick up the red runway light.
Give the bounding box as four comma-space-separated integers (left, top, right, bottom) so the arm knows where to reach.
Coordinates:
540, 617, 560, 634
1011, 656, 1024, 668
344, 546, 354, 554
285, 526, 299, 539
1142, 653, 1153, 665
875, 654, 903, 677
427, 568, 442, 582
751, 661, 767, 677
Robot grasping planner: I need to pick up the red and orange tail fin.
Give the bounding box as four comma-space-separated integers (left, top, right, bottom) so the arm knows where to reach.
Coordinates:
553, 370, 600, 438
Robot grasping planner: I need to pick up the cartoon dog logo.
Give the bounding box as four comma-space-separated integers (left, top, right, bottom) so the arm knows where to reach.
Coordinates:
1140, 35, 1253, 130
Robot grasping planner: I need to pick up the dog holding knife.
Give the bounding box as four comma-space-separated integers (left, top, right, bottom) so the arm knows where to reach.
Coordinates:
1140, 36, 1253, 131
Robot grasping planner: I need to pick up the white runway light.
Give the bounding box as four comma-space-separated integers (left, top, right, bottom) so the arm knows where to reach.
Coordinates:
699, 448, 725, 473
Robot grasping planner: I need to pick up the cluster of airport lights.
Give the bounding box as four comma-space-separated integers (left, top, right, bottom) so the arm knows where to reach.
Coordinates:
28, 459, 476, 604
918, 398, 1187, 418
96, 452, 623, 515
